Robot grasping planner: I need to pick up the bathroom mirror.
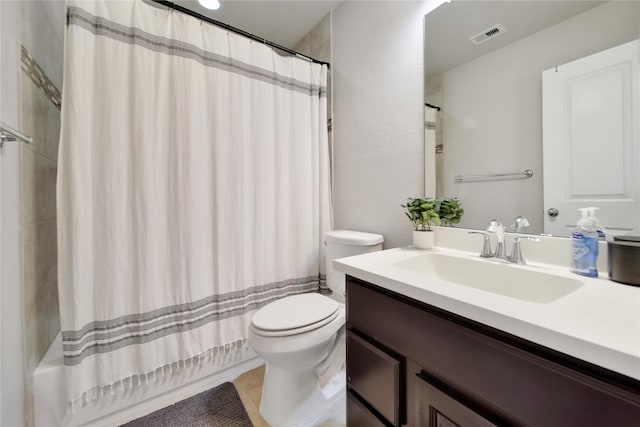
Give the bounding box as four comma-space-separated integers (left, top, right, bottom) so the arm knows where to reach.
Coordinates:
425, 0, 640, 237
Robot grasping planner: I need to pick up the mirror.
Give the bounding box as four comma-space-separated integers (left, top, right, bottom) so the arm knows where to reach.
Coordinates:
424, 0, 640, 237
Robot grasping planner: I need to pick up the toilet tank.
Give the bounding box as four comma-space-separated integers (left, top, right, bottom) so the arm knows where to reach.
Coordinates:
324, 230, 384, 302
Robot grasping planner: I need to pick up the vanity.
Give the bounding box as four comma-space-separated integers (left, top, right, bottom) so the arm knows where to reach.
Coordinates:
362, 2, 640, 424
336, 237, 640, 426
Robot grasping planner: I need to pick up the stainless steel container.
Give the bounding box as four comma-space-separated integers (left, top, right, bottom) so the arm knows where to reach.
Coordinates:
608, 236, 640, 287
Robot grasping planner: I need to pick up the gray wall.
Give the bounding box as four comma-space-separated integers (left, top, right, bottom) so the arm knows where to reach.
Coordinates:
1, 2, 26, 425
331, 1, 442, 248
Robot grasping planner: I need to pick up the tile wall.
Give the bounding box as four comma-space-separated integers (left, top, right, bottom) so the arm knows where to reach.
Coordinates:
293, 13, 333, 193
293, 13, 331, 64
293, 12, 331, 113
18, 1, 65, 424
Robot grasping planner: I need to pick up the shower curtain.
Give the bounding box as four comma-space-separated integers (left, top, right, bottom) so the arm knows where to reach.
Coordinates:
58, 0, 330, 408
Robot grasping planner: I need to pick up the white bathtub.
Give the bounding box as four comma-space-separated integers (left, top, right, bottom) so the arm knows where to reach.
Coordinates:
33, 332, 262, 427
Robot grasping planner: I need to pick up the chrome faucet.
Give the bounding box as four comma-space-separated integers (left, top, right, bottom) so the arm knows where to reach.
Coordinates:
468, 231, 494, 258
486, 220, 506, 259
473, 220, 541, 264
506, 236, 541, 265
510, 216, 530, 233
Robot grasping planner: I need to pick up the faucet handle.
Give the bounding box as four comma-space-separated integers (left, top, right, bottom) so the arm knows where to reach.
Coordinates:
510, 216, 530, 233
468, 231, 494, 258
514, 236, 541, 244
509, 236, 541, 265
486, 219, 503, 233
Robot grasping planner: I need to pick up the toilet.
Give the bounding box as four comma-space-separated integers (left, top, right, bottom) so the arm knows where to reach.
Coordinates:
247, 230, 384, 427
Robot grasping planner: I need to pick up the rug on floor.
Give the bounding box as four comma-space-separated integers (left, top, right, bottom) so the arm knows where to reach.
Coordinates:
121, 382, 253, 427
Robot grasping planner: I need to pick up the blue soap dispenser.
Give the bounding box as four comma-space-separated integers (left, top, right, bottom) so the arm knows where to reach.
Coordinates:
571, 208, 599, 278
587, 207, 607, 240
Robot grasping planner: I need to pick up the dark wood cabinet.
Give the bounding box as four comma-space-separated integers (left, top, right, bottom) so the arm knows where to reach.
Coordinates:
346, 276, 640, 426
347, 391, 389, 427
347, 331, 402, 426
414, 373, 497, 427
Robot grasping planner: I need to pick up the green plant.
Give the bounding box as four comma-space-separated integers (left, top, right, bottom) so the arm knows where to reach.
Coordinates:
438, 197, 464, 226
402, 197, 464, 231
402, 198, 441, 231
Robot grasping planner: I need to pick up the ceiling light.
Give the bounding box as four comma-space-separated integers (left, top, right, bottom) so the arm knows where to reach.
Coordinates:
197, 0, 220, 10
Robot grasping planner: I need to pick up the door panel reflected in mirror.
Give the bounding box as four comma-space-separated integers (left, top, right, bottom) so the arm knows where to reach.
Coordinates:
424, 0, 639, 237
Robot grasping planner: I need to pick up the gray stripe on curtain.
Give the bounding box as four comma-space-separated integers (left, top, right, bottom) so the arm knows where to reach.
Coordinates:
62, 276, 322, 356
62, 275, 322, 341
67, 6, 328, 97
62, 277, 321, 351
63, 279, 320, 365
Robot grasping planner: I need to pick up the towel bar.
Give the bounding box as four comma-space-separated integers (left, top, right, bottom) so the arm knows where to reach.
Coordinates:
455, 169, 533, 183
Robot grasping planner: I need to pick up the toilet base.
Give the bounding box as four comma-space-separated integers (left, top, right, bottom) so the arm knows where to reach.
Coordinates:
259, 364, 346, 427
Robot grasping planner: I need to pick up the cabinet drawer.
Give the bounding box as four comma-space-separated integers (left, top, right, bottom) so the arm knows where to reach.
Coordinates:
415, 374, 497, 427
347, 391, 389, 427
347, 331, 401, 426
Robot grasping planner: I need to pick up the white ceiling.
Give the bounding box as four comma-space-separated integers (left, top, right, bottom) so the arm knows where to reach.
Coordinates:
425, 1, 606, 78
174, 0, 342, 49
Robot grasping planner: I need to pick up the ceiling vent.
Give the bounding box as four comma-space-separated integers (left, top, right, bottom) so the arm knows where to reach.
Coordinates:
469, 24, 507, 45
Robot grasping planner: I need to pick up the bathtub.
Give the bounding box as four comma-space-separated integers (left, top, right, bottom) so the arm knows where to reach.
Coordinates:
33, 332, 262, 427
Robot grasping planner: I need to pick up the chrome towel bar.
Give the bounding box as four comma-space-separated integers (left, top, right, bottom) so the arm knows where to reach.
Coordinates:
0, 122, 33, 148
455, 169, 533, 183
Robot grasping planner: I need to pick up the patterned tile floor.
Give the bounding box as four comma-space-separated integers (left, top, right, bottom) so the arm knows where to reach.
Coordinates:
233, 365, 346, 427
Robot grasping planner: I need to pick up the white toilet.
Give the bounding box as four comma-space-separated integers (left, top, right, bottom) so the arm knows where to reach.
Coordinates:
247, 230, 383, 427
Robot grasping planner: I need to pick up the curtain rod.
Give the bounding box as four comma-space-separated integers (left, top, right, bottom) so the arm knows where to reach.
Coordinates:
150, 0, 331, 68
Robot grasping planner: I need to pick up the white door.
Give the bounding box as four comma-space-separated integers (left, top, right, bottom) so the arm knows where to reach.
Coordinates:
543, 40, 639, 237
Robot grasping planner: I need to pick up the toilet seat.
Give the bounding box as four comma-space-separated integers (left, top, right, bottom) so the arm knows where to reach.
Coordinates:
251, 293, 340, 337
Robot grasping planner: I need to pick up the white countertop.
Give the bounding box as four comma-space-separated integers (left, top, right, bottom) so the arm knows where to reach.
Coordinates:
335, 246, 640, 381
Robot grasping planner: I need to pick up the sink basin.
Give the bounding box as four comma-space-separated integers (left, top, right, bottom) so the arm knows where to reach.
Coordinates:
393, 252, 584, 303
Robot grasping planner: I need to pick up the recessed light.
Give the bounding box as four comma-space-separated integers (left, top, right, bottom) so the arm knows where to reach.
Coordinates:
197, 0, 220, 10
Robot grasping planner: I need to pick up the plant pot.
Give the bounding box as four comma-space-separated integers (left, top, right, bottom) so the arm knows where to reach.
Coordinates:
413, 230, 434, 249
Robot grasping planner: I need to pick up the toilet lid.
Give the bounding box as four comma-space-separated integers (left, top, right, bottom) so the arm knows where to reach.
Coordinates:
251, 293, 340, 332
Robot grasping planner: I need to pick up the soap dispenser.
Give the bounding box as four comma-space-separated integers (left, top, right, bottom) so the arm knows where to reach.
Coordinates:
571, 208, 599, 278
586, 207, 606, 240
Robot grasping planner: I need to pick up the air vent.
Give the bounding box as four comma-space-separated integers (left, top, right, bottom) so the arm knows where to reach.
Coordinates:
469, 24, 507, 45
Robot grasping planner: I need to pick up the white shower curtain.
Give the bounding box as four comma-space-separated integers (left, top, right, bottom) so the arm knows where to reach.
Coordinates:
58, 0, 330, 408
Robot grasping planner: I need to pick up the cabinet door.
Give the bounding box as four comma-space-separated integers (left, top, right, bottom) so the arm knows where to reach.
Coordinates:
347, 391, 389, 427
347, 331, 402, 426
415, 374, 498, 427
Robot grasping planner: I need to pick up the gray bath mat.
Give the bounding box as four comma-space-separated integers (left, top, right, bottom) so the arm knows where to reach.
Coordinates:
120, 382, 253, 427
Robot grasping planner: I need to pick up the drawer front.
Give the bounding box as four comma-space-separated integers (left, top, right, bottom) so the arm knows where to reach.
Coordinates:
347, 391, 389, 427
347, 278, 640, 427
415, 374, 497, 427
347, 330, 401, 426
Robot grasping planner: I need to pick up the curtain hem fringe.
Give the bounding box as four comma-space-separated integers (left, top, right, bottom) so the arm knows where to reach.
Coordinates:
66, 338, 248, 414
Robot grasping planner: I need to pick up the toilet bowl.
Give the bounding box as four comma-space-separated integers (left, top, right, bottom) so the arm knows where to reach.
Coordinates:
247, 230, 383, 427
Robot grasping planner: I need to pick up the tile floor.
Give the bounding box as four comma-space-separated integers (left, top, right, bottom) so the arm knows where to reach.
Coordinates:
233, 365, 346, 427
233, 365, 270, 427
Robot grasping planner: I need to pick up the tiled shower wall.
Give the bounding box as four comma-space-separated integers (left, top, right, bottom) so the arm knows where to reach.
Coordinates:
293, 13, 331, 119
19, 1, 64, 424
293, 13, 331, 66
293, 13, 334, 193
